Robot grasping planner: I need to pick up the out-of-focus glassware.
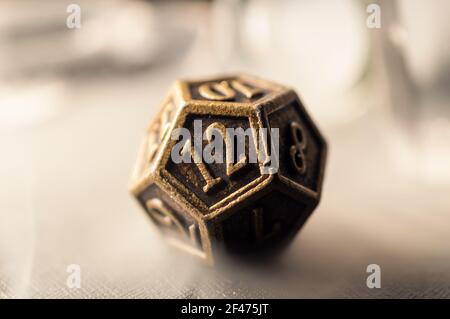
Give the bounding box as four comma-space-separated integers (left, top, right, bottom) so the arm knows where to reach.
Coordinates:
367, 0, 450, 184
0, 0, 196, 81
208, 0, 450, 183
210, 0, 371, 126
0, 0, 200, 130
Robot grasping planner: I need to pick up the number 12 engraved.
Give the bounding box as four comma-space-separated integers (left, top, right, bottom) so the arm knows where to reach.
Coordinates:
181, 122, 248, 193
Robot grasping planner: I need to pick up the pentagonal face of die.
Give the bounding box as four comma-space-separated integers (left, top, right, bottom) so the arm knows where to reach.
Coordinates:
181, 75, 283, 104
164, 114, 267, 211
129, 96, 179, 195
268, 99, 326, 194
219, 190, 312, 255
137, 184, 208, 260
146, 97, 178, 165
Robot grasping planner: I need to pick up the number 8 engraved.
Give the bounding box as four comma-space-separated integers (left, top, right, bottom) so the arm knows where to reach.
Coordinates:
290, 122, 307, 175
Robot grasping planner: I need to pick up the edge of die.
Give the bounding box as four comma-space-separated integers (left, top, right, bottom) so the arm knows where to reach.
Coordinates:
288, 91, 328, 201
254, 87, 328, 202
175, 73, 288, 105
128, 83, 186, 196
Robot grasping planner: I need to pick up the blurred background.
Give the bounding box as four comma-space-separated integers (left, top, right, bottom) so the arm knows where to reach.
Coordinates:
1, 0, 449, 298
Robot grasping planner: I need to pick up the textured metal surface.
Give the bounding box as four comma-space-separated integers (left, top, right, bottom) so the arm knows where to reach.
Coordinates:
2, 0, 450, 300
129, 74, 327, 264
1, 68, 449, 298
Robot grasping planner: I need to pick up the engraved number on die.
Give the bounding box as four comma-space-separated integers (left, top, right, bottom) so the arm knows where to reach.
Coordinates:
252, 207, 281, 244
146, 198, 199, 246
182, 122, 248, 193
198, 80, 263, 101
290, 121, 307, 175
147, 101, 175, 163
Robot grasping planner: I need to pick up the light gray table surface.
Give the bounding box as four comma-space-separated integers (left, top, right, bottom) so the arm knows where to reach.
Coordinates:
1, 0, 449, 299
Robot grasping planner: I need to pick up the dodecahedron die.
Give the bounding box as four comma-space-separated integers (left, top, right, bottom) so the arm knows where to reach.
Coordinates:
129, 74, 327, 264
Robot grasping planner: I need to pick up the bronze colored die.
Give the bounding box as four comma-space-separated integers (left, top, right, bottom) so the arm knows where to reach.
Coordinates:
129, 74, 327, 265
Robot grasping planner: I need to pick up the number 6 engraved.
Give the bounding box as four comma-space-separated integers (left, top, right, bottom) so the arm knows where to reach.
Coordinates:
290, 121, 307, 175
145, 198, 198, 244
